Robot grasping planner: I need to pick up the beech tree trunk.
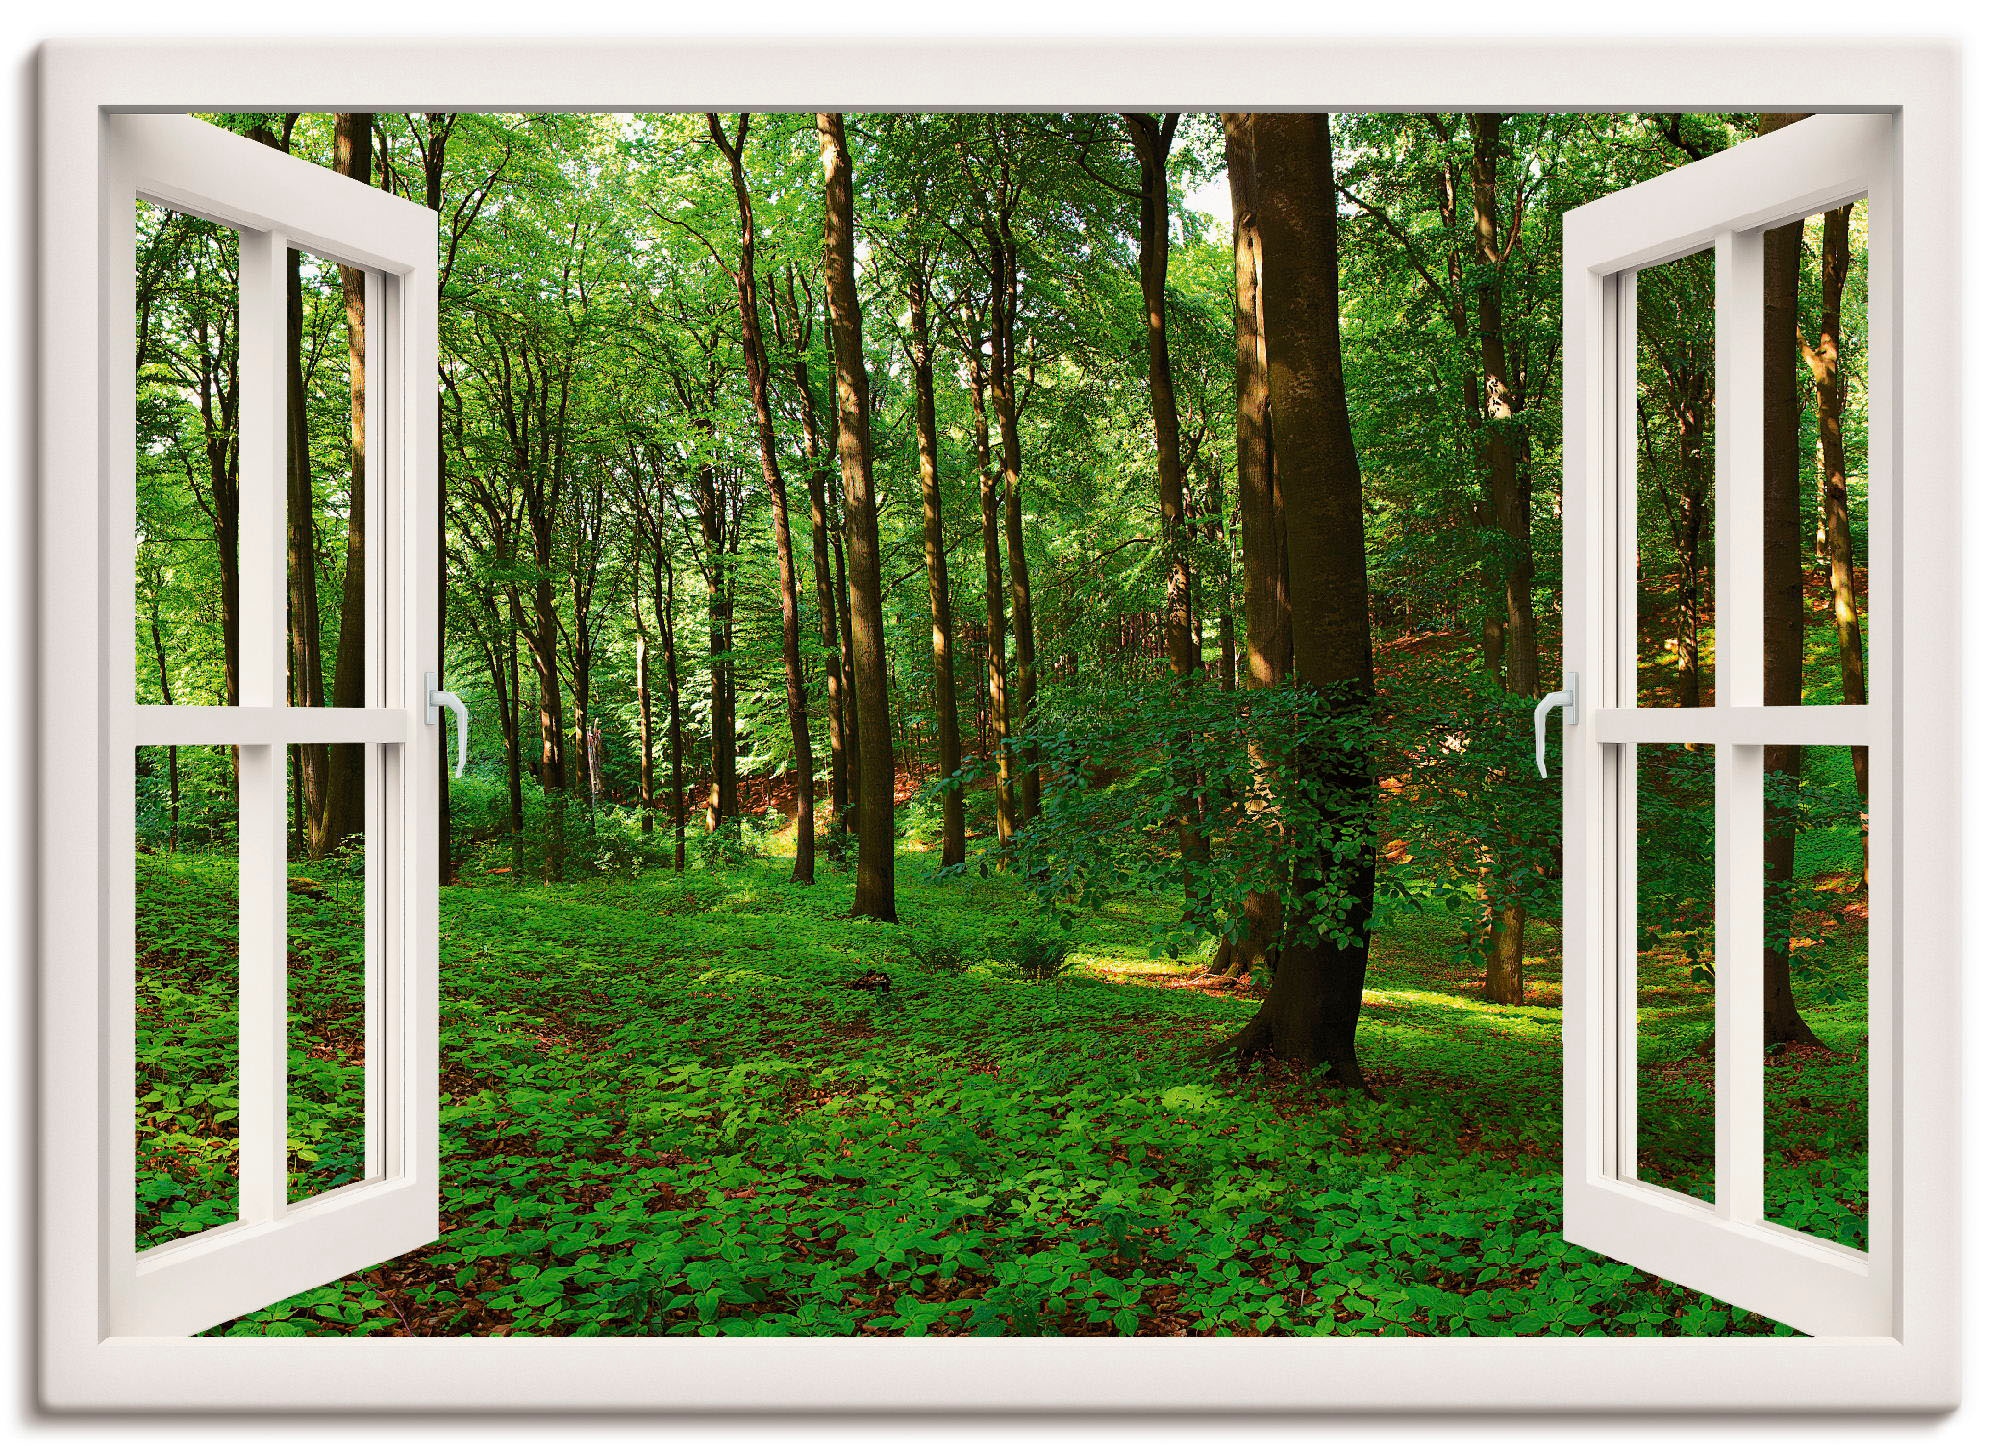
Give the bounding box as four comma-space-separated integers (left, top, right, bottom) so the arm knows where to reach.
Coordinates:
1758, 112, 1826, 1050
1123, 111, 1213, 903
1221, 113, 1375, 1087
1800, 202, 1868, 803
652, 530, 688, 872
970, 350, 1016, 846
284, 235, 332, 855
711, 113, 815, 883
1470, 113, 1539, 1007
1124, 114, 1196, 680
1210, 111, 1288, 982
985, 227, 1040, 825
818, 113, 896, 922
250, 120, 337, 859
635, 594, 654, 835
322, 111, 374, 854
697, 456, 739, 836
906, 263, 966, 866
770, 270, 850, 834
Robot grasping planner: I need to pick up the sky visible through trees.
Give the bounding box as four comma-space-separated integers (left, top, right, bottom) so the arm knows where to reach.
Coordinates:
130, 110, 1872, 1337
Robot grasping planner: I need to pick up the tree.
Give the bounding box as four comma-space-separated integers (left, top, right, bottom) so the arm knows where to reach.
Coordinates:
1757, 112, 1826, 1050
710, 112, 816, 883
965, 329, 1016, 847
897, 214, 967, 867
1221, 113, 1376, 1086
768, 266, 852, 834
956, 118, 1043, 824
818, 112, 896, 921
1468, 113, 1542, 1006
321, 111, 376, 853
1799, 202, 1867, 801
1206, 111, 1288, 982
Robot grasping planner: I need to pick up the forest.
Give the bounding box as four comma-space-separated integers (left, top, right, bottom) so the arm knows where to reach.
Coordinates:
131, 109, 1870, 1336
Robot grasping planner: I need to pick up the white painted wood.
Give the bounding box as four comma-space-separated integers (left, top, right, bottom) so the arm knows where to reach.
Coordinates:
90, 113, 440, 1340
130, 705, 410, 745
36, 37, 1957, 1414
1593, 705, 1876, 746
1562, 113, 1898, 1339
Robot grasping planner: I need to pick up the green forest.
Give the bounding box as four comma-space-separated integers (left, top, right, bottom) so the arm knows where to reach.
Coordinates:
132, 109, 1870, 1337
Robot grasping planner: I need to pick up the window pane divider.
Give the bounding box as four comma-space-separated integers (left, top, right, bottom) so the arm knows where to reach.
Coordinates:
1594, 704, 1879, 747
130, 705, 411, 746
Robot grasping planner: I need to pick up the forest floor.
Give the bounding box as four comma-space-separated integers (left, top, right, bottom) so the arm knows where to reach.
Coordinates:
132, 836, 1866, 1338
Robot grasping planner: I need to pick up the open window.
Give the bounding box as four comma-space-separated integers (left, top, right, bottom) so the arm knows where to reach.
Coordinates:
1560, 113, 1894, 1338
37, 41, 1958, 1415
104, 113, 440, 1336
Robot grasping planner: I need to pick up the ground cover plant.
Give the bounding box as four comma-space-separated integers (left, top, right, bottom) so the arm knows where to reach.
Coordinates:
129, 817, 1865, 1338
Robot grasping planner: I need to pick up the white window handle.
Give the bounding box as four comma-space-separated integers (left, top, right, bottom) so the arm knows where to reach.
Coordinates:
425, 671, 470, 778
1533, 671, 1578, 779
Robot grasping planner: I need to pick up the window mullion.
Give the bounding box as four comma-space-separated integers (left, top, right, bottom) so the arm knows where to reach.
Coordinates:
1712, 226, 1766, 1225
234, 226, 289, 1226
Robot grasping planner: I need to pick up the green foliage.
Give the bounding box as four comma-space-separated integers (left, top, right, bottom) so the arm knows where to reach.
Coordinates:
126, 839, 1861, 1338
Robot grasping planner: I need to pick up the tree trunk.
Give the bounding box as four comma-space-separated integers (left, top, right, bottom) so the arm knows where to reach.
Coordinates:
523, 531, 568, 882
970, 351, 1016, 847
905, 265, 966, 866
1209, 112, 1290, 981
818, 112, 896, 922
419, 115, 456, 887
653, 539, 689, 872
711, 113, 815, 883
504, 627, 525, 877
1670, 365, 1712, 710
805, 461, 850, 830
322, 112, 374, 854
634, 610, 654, 834
1758, 112, 1825, 1050
1221, 113, 1375, 1086
282, 236, 333, 857
1470, 113, 1539, 1006
1124, 114, 1196, 681
771, 270, 850, 833
147, 599, 182, 851
987, 235, 1040, 825
1123, 111, 1211, 901
1800, 202, 1868, 802
697, 457, 739, 836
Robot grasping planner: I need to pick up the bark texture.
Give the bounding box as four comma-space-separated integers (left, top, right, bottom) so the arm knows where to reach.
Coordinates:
1221, 114, 1375, 1086
819, 113, 897, 921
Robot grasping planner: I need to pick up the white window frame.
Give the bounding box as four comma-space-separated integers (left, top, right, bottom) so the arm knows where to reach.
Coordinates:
1561, 112, 1898, 1340
37, 37, 1959, 1413
102, 112, 441, 1339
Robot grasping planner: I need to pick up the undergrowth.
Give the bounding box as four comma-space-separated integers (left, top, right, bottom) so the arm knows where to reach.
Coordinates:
131, 837, 1865, 1338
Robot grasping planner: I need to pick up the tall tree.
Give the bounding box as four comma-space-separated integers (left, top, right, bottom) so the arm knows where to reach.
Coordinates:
898, 225, 967, 867
1470, 113, 1540, 1006
1117, 111, 1214, 900
769, 267, 851, 833
958, 119, 1041, 823
1799, 202, 1867, 801
1758, 111, 1825, 1049
1121, 113, 1198, 681
695, 447, 740, 835
249, 118, 336, 859
818, 112, 897, 921
710, 112, 816, 883
1207, 111, 1288, 982
1222, 113, 1375, 1087
967, 338, 1016, 847
321, 111, 376, 851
